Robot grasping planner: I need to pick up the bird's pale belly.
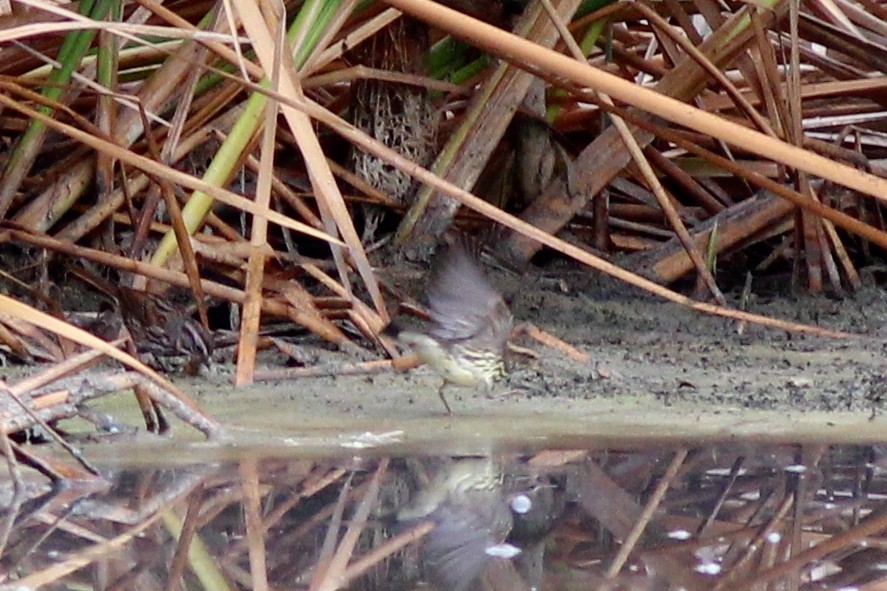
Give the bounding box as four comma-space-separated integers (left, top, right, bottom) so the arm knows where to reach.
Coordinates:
397, 332, 492, 388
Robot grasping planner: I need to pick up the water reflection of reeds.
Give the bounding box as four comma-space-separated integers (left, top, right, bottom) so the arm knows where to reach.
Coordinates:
3, 444, 887, 590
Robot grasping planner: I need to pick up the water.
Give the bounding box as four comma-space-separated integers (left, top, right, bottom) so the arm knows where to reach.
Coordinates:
3, 438, 886, 591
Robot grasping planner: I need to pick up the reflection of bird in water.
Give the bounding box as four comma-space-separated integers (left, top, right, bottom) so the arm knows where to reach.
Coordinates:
397, 458, 564, 591
384, 236, 513, 413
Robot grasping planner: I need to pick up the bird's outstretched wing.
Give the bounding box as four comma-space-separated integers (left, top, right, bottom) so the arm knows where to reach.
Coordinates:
426, 236, 513, 350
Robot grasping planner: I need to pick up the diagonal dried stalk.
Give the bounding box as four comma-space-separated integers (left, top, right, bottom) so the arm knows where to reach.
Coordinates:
395, 0, 584, 253
296, 94, 860, 338
0, 86, 339, 243
542, 0, 725, 303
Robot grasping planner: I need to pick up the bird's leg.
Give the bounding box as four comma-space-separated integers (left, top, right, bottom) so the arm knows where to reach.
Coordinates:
437, 382, 454, 414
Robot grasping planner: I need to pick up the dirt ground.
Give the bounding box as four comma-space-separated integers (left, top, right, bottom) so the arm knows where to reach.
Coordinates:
157, 258, 887, 452
500, 261, 887, 414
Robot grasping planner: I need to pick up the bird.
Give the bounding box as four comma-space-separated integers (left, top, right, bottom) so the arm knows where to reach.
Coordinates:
397, 458, 515, 591
115, 286, 214, 375
396, 457, 566, 591
72, 269, 213, 433
73, 265, 213, 375
384, 235, 514, 413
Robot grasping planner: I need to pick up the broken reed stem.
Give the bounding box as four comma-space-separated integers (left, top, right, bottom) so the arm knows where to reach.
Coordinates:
316, 460, 389, 591
240, 459, 270, 591
516, 323, 590, 363
342, 520, 435, 585
253, 359, 397, 381
10, 509, 167, 588
603, 448, 689, 581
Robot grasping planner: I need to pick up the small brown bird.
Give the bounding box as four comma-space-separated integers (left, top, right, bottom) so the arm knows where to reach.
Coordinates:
116, 286, 214, 375
74, 266, 213, 375
385, 236, 513, 413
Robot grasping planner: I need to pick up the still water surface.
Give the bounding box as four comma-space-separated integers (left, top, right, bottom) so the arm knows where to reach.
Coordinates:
2, 437, 887, 591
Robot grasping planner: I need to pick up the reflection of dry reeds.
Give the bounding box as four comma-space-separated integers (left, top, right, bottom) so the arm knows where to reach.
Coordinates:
4, 446, 887, 589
